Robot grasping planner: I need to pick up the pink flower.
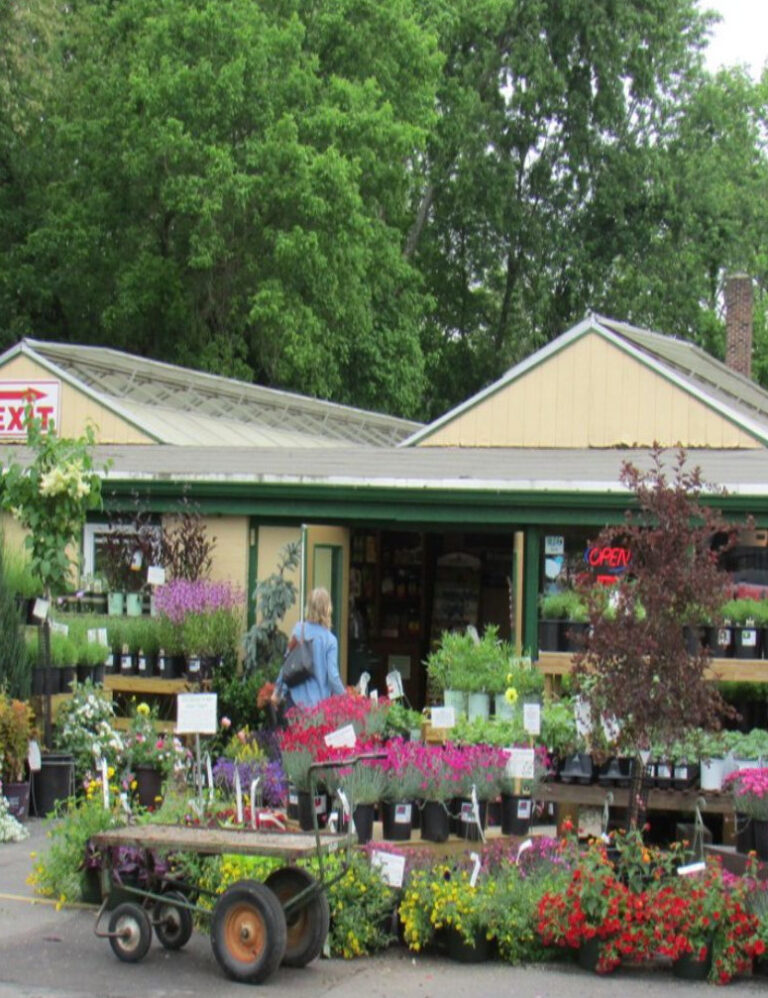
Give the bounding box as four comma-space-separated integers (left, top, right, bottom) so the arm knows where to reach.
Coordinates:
221, 716, 232, 729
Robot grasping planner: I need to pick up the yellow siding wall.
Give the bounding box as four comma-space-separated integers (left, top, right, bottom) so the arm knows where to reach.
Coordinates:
0, 355, 153, 444
420, 333, 762, 449
257, 526, 303, 638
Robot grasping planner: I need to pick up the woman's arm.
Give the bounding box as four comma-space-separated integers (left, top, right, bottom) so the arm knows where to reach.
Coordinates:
326, 633, 345, 696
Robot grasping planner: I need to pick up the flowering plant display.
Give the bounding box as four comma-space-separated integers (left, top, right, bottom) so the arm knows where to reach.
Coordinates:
0, 779, 28, 842
400, 862, 493, 949
652, 861, 764, 983
52, 680, 123, 786
725, 766, 768, 820
155, 579, 245, 659
122, 702, 189, 777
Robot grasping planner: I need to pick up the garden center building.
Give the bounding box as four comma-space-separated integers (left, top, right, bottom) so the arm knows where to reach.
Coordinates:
3, 276, 768, 705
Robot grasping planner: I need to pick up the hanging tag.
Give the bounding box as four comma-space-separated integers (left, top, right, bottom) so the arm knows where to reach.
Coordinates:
234, 766, 243, 824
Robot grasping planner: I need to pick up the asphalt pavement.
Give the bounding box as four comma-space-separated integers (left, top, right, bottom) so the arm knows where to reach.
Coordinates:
0, 819, 766, 997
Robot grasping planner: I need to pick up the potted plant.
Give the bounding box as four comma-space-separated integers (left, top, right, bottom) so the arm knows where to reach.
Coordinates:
696, 729, 728, 792
538, 590, 573, 652
725, 766, 768, 860
0, 693, 33, 820
721, 598, 764, 660
122, 702, 186, 809
337, 760, 388, 844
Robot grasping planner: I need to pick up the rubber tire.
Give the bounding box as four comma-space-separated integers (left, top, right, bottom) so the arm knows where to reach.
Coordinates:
108, 902, 152, 963
210, 879, 287, 984
154, 890, 194, 950
265, 867, 330, 967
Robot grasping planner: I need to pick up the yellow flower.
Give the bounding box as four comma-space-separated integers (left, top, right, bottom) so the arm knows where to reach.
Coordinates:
136, 702, 150, 716
504, 687, 519, 705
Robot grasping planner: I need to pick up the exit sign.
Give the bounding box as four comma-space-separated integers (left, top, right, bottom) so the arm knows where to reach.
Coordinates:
0, 381, 60, 439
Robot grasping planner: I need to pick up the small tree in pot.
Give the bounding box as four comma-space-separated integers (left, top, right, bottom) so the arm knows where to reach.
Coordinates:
572, 446, 737, 829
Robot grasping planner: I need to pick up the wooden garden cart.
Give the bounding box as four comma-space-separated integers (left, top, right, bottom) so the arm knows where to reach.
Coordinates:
90, 755, 380, 984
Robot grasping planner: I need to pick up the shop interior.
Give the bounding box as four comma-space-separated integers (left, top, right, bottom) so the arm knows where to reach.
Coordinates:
347, 528, 515, 707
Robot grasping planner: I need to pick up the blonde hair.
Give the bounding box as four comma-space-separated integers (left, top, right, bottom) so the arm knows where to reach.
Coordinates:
306, 587, 332, 628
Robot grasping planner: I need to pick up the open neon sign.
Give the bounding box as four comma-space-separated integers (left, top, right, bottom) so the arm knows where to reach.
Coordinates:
584, 546, 631, 573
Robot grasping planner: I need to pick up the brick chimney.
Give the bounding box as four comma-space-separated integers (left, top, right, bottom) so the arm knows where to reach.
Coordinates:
725, 273, 753, 378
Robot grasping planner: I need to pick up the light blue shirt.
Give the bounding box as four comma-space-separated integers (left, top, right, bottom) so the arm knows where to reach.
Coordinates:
276, 621, 345, 707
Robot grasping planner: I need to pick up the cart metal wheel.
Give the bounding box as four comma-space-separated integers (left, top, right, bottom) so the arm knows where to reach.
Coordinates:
210, 879, 287, 984
153, 890, 194, 950
265, 867, 330, 968
108, 902, 152, 963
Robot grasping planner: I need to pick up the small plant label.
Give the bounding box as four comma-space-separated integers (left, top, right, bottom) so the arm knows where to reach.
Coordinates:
371, 850, 405, 888
32, 597, 49, 620
469, 851, 481, 887
516, 838, 533, 863
385, 670, 404, 699
523, 702, 541, 735
147, 565, 166, 586
517, 798, 532, 819
394, 803, 412, 824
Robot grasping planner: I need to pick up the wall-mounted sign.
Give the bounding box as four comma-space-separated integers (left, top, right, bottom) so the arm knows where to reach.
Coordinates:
0, 381, 60, 439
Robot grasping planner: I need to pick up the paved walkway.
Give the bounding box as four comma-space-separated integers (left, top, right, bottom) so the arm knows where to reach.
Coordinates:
0, 819, 765, 997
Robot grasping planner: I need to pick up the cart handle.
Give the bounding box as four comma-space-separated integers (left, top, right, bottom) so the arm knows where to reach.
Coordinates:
308, 751, 387, 774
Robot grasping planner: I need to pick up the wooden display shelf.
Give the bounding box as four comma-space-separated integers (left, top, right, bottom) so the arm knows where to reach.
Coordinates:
536, 780, 733, 816
537, 651, 768, 683
103, 675, 193, 695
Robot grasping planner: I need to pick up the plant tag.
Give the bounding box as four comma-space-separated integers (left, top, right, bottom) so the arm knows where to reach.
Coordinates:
505, 747, 535, 780
574, 696, 592, 736
314, 795, 327, 815
289, 791, 299, 806
27, 739, 42, 773
517, 798, 532, 819
370, 689, 378, 704
674, 765, 688, 780
324, 724, 357, 749
100, 758, 109, 810
516, 838, 533, 862
32, 597, 49, 620
137, 655, 147, 672
430, 706, 455, 728
337, 789, 351, 819
50, 620, 68, 635
130, 550, 143, 571
677, 861, 706, 877
639, 748, 651, 766
469, 852, 481, 888
234, 766, 243, 824
371, 850, 406, 888
356, 671, 370, 696
523, 702, 541, 735
120, 792, 131, 816
147, 565, 166, 586
743, 629, 757, 647
394, 803, 412, 824
206, 754, 215, 793
386, 670, 404, 699
657, 763, 671, 780
717, 628, 730, 646
120, 653, 132, 671
187, 656, 201, 674
460, 801, 474, 822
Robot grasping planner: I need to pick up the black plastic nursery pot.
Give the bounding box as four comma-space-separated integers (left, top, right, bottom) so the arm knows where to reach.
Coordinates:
381, 801, 413, 841
420, 800, 450, 842
500, 793, 532, 836
32, 752, 75, 817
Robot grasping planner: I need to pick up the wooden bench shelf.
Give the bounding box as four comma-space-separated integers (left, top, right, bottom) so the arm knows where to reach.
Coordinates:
537, 651, 768, 683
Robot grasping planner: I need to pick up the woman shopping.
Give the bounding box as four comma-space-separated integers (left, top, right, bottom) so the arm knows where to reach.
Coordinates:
272, 587, 345, 710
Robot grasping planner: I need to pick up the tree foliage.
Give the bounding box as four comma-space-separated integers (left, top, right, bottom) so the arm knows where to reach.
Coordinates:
572, 448, 736, 751
1, 1, 768, 418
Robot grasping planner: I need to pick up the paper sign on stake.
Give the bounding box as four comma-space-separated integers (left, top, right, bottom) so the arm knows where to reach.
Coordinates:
176, 693, 218, 735
370, 851, 406, 889
430, 706, 456, 729
505, 747, 535, 780
523, 702, 541, 735
324, 724, 357, 749
32, 598, 49, 621
147, 565, 166, 586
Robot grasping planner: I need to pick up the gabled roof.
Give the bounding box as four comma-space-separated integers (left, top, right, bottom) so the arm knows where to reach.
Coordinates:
0, 340, 421, 447
403, 314, 768, 447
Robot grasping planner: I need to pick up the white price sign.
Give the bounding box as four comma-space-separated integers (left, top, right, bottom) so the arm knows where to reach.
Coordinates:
430, 706, 456, 729
523, 702, 541, 735
176, 693, 218, 734
324, 724, 357, 749
371, 850, 406, 888
505, 747, 535, 780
